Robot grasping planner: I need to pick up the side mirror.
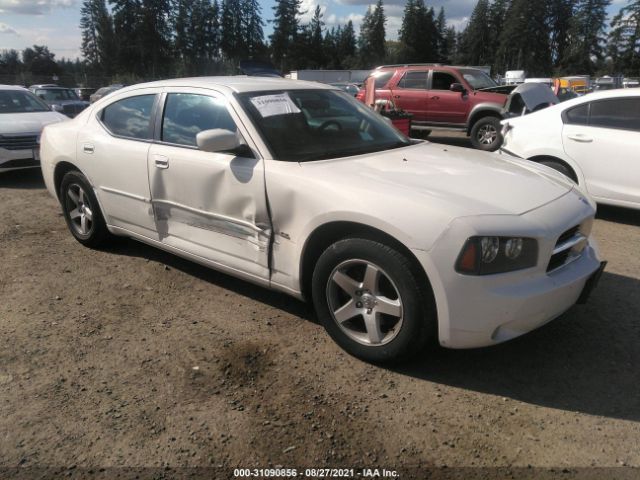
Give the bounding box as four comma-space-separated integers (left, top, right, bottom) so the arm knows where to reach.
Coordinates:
450, 83, 466, 93
196, 129, 242, 153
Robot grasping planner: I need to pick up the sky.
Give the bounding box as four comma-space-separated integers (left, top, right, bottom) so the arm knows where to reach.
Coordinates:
0, 0, 631, 61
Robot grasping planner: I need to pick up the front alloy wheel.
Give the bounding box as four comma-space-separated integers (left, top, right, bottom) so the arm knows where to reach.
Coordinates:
327, 259, 403, 346
312, 238, 436, 363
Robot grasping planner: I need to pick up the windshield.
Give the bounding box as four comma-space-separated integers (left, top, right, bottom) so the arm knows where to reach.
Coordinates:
35, 88, 80, 101
238, 89, 411, 162
459, 69, 498, 90
0, 89, 50, 113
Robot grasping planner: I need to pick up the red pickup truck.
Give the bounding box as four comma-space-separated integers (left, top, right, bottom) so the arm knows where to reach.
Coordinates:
357, 64, 513, 151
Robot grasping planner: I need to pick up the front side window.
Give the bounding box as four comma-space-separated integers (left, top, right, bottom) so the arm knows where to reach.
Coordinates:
0, 90, 49, 113
398, 71, 428, 90
101, 94, 156, 140
238, 89, 410, 162
589, 98, 640, 132
459, 69, 498, 90
161, 93, 237, 147
432, 72, 457, 91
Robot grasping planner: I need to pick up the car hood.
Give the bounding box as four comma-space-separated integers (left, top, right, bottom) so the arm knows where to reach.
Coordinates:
0, 111, 68, 135
301, 142, 573, 217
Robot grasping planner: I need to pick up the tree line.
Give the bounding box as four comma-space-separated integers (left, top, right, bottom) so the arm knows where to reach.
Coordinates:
1, 0, 639, 85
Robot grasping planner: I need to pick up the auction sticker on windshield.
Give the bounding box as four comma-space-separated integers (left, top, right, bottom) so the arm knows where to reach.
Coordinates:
250, 93, 301, 117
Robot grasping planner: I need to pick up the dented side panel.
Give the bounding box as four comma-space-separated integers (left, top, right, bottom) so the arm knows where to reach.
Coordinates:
147, 145, 271, 280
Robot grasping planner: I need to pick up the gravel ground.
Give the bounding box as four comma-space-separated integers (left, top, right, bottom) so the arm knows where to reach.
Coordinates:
1, 165, 639, 480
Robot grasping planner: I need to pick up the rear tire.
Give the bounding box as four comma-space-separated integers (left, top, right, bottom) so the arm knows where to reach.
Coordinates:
538, 159, 578, 183
311, 238, 435, 364
60, 171, 111, 248
470, 116, 503, 151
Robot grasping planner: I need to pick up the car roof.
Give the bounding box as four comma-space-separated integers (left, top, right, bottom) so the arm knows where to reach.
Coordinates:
119, 76, 335, 95
0, 84, 29, 91
562, 88, 640, 108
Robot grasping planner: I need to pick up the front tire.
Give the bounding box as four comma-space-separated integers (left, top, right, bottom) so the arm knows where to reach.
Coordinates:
60, 171, 111, 248
312, 238, 435, 363
470, 116, 503, 151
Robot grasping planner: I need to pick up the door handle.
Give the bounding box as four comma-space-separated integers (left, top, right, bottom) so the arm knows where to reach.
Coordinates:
567, 134, 593, 143
83, 144, 94, 154
393, 95, 401, 99
154, 154, 169, 169
430, 96, 440, 100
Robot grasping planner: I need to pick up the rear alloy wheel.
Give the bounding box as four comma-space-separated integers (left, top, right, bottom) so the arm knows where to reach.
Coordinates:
312, 238, 435, 363
60, 171, 111, 247
470, 116, 503, 152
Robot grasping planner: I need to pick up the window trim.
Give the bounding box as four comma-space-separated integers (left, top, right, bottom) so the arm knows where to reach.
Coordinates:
430, 70, 462, 91
562, 102, 591, 126
96, 93, 160, 143
396, 70, 429, 90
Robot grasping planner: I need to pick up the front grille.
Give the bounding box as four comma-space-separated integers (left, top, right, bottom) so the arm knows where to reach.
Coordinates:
547, 225, 584, 272
0, 135, 38, 151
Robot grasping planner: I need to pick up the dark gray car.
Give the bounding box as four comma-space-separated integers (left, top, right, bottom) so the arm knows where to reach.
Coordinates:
30, 86, 89, 118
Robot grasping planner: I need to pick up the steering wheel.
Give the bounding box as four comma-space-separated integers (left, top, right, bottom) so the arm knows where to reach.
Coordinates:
318, 120, 342, 132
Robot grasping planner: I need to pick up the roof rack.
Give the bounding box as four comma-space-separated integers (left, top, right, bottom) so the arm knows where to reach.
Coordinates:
375, 63, 443, 69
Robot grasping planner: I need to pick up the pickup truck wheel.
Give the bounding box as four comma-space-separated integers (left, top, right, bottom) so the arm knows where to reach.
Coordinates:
470, 116, 503, 152
60, 171, 111, 248
312, 238, 434, 364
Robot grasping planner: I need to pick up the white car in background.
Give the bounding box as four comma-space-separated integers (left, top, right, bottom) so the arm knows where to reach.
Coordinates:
501, 89, 640, 210
0, 85, 68, 172
40, 77, 605, 363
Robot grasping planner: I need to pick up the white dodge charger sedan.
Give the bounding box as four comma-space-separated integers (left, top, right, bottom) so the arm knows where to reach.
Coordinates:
501, 89, 640, 210
40, 77, 605, 363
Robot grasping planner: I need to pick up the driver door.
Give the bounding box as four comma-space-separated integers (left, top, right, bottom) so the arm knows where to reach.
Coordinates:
147, 88, 271, 281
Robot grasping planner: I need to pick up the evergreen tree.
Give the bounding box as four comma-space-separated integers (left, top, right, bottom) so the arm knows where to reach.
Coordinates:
111, 0, 143, 74
435, 7, 447, 62
80, 0, 113, 72
488, 0, 511, 72
608, 0, 640, 75
139, 0, 172, 76
0, 50, 22, 75
22, 45, 60, 75
270, 0, 303, 71
242, 0, 265, 58
459, 0, 491, 66
495, 0, 552, 75
561, 0, 611, 74
548, 0, 575, 67
359, 0, 386, 66
308, 5, 326, 67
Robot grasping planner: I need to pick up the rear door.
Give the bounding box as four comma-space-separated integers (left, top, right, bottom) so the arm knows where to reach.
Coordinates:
425, 70, 470, 125
562, 96, 640, 205
77, 88, 159, 236
389, 70, 429, 121
146, 88, 271, 281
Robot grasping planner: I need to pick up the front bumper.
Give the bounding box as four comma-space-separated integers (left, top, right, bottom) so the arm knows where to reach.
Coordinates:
414, 189, 603, 349
0, 148, 40, 172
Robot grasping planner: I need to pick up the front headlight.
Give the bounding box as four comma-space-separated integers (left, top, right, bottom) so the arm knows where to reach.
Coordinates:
455, 236, 538, 275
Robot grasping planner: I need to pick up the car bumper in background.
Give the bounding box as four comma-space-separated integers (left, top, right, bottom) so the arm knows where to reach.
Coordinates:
0, 147, 40, 172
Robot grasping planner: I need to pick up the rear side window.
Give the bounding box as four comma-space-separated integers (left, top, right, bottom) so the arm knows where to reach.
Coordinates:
432, 71, 457, 90
564, 103, 589, 126
101, 94, 155, 140
398, 71, 428, 89
161, 93, 237, 147
589, 98, 640, 132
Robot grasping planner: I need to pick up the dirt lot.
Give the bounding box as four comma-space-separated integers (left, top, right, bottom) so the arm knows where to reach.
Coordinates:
1, 163, 639, 479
